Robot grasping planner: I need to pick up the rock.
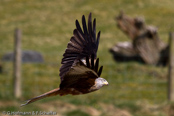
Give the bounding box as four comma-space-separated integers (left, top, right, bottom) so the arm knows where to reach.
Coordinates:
2, 50, 44, 63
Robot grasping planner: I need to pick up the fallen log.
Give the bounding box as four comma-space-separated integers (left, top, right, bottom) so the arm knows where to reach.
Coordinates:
110, 41, 144, 63
110, 11, 168, 65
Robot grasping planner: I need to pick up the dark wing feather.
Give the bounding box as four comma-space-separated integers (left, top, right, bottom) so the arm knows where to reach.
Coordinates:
85, 56, 103, 77
86, 56, 90, 68
91, 54, 94, 69
60, 13, 101, 81
98, 66, 103, 77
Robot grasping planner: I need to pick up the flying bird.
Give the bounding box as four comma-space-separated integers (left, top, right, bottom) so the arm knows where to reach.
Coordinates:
21, 13, 108, 106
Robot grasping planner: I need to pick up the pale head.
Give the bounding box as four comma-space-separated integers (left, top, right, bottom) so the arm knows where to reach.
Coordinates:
95, 77, 108, 90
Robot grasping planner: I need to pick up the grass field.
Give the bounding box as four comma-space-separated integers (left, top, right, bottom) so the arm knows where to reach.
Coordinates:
0, 0, 174, 116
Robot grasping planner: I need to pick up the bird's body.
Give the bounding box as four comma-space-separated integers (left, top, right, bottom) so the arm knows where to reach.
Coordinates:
21, 13, 108, 106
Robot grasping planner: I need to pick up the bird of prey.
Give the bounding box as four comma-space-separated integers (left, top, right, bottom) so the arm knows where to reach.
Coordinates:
21, 13, 108, 106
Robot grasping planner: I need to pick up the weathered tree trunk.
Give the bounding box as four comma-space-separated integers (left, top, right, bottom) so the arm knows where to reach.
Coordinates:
110, 11, 168, 65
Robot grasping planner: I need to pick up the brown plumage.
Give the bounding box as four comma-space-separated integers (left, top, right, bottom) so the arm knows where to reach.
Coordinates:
21, 13, 108, 106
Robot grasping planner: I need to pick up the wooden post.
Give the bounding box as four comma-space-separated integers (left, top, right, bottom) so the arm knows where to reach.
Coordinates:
13, 28, 22, 98
168, 32, 174, 101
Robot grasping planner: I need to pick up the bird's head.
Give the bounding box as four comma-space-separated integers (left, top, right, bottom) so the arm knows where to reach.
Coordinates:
95, 77, 109, 89
101, 78, 109, 86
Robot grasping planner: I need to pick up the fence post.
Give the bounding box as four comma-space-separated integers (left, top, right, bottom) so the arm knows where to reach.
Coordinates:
168, 32, 174, 101
13, 28, 22, 98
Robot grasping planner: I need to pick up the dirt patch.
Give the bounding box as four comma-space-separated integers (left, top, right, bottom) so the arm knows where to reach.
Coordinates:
163, 104, 174, 116
136, 100, 170, 116
80, 106, 101, 116
37, 101, 101, 116
37, 101, 77, 114
99, 103, 132, 116
37, 101, 132, 116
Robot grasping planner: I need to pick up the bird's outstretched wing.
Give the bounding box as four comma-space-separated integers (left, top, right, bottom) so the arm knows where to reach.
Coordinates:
60, 13, 101, 81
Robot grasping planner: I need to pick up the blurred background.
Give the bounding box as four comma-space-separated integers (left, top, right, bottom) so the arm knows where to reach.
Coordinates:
0, 0, 174, 116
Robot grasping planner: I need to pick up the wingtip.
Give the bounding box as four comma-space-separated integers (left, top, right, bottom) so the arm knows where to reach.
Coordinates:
82, 15, 85, 19
89, 12, 92, 18
88, 13, 92, 23
75, 19, 79, 25
75, 19, 78, 23
93, 18, 96, 24
98, 31, 101, 35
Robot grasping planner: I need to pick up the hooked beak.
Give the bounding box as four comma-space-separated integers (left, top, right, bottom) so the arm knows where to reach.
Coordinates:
103, 81, 109, 86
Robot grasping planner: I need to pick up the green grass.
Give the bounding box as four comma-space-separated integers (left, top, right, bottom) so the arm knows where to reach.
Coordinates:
0, 0, 174, 115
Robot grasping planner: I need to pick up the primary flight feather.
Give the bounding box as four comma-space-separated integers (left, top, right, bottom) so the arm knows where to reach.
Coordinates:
21, 13, 108, 106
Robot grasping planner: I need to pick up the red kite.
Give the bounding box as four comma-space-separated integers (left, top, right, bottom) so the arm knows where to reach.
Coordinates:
21, 13, 108, 106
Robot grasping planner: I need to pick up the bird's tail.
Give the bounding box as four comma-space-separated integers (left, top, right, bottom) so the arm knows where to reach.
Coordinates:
21, 88, 60, 107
